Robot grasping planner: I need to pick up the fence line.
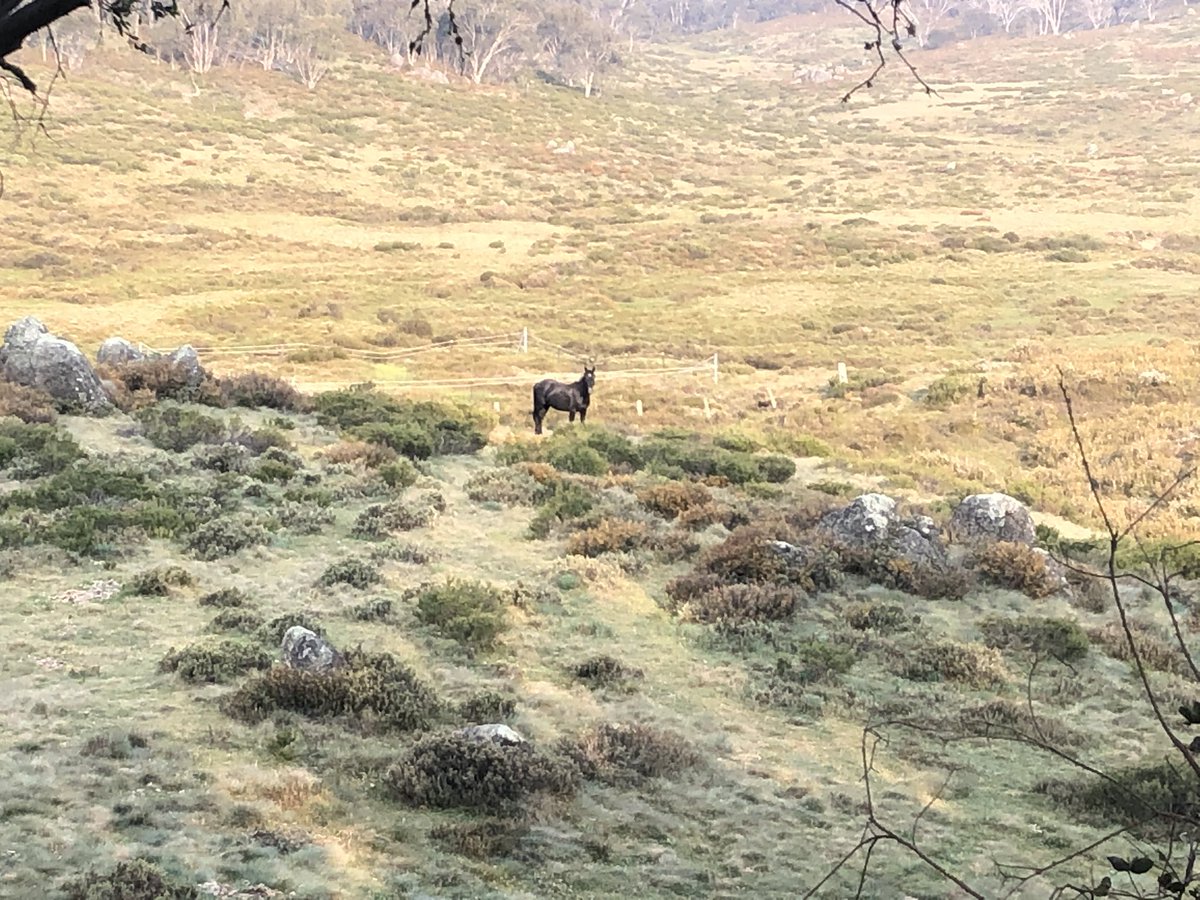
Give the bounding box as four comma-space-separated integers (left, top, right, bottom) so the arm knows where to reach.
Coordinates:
143, 332, 523, 360
293, 356, 717, 393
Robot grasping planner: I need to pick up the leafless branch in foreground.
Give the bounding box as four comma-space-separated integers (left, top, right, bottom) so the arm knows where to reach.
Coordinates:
833, 0, 940, 102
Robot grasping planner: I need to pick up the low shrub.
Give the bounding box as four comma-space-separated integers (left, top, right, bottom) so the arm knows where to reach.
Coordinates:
1037, 759, 1200, 837
100, 357, 221, 408
223, 651, 440, 731
350, 495, 440, 538
159, 640, 272, 683
546, 441, 608, 476
527, 481, 596, 538
206, 609, 265, 634
192, 442, 251, 474
186, 515, 273, 560
0, 382, 57, 423
571, 655, 644, 690
415, 578, 508, 649
347, 597, 393, 621
134, 405, 226, 452
321, 440, 398, 469
275, 501, 335, 535
318, 556, 383, 589
219, 372, 308, 411
0, 419, 83, 477
384, 733, 578, 810
430, 820, 528, 859
843, 601, 913, 633
1089, 620, 1189, 675
464, 467, 541, 505
198, 587, 251, 608
565, 518, 649, 557
636, 481, 713, 519
757, 455, 797, 484
924, 374, 977, 407
61, 858, 200, 900
369, 540, 435, 565
980, 615, 1089, 662
561, 722, 699, 784
457, 690, 517, 723
314, 389, 487, 458
976, 542, 1061, 598
682, 582, 803, 625
379, 458, 419, 488
124, 565, 195, 596
895, 639, 1008, 688
81, 729, 150, 760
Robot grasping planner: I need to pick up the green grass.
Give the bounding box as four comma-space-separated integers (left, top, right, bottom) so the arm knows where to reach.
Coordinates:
3, 13, 1200, 899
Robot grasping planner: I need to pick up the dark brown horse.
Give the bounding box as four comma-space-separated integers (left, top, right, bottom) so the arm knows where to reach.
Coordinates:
532, 365, 595, 434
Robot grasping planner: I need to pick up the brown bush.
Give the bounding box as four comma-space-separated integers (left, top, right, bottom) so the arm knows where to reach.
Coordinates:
98, 358, 221, 408
565, 518, 649, 557
320, 440, 399, 469
677, 502, 734, 531
219, 371, 310, 411
663, 572, 724, 611
976, 541, 1061, 598
0, 381, 57, 423
894, 639, 1008, 688
683, 582, 803, 625
636, 481, 713, 519
560, 722, 699, 784
1089, 620, 1190, 676
430, 819, 528, 859
694, 524, 794, 584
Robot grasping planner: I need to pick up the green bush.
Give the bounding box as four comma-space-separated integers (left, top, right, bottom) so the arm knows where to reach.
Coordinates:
528, 481, 596, 538
61, 858, 199, 900
457, 690, 517, 723
206, 609, 265, 634
980, 615, 1089, 662
275, 501, 335, 535
384, 733, 578, 810
561, 722, 699, 784
343, 597, 390, 622
546, 441, 608, 476
0, 419, 82, 477
415, 578, 508, 649
186, 515, 273, 560
578, 428, 643, 471
378, 458, 419, 489
159, 640, 272, 683
924, 374, 977, 407
1038, 759, 1200, 837
430, 819, 528, 859
314, 389, 486, 459
318, 556, 383, 589
757, 455, 796, 484
134, 405, 226, 452
223, 651, 440, 731
350, 494, 441, 538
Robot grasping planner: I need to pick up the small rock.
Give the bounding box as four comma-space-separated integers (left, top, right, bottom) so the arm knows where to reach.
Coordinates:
168, 344, 205, 387
457, 724, 526, 746
281, 626, 343, 673
1139, 368, 1169, 386
96, 336, 145, 367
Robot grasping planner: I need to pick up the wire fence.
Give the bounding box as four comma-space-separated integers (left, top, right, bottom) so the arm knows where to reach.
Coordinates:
152, 328, 720, 394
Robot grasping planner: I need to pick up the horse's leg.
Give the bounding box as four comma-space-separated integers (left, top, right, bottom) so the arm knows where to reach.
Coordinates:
533, 408, 543, 435
569, 410, 576, 422
579, 407, 587, 424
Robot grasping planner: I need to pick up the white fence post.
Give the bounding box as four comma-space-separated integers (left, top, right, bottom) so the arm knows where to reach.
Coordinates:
712, 353, 719, 384
519, 328, 528, 353
703, 396, 713, 419
766, 387, 777, 409
635, 400, 644, 417
837, 362, 848, 384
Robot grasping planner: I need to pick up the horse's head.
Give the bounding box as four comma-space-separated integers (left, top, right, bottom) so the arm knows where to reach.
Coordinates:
583, 364, 596, 389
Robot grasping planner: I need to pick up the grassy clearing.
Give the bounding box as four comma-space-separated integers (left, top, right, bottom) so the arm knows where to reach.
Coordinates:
3, 10, 1200, 899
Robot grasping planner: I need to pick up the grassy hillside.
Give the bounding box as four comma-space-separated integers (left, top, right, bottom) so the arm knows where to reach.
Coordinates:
2, 11, 1200, 899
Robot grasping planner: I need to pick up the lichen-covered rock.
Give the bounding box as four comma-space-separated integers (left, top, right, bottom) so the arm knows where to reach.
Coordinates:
950, 493, 1036, 546
457, 724, 526, 746
818, 493, 948, 567
168, 344, 205, 387
0, 316, 112, 414
97, 336, 145, 367
281, 626, 343, 673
